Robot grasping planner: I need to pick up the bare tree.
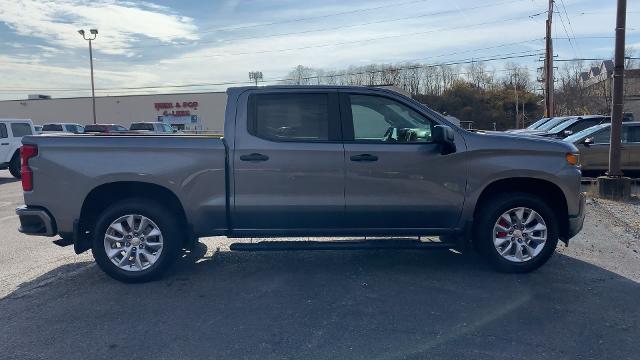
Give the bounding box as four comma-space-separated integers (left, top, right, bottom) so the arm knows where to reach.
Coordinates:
284, 65, 315, 85
625, 47, 638, 69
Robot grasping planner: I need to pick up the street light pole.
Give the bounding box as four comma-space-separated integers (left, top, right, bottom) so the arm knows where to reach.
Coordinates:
79, 29, 98, 124
249, 71, 263, 86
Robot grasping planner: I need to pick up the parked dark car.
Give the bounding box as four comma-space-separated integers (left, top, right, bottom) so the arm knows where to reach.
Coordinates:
42, 123, 85, 134
506, 116, 574, 136
542, 115, 610, 139
525, 117, 552, 130
564, 122, 640, 175
84, 124, 128, 133
130, 122, 175, 133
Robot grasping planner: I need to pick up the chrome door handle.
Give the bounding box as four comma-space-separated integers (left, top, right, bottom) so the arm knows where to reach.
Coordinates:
240, 153, 269, 162
350, 154, 378, 162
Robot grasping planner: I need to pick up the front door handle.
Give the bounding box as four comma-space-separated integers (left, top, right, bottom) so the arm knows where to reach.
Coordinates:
0, 143, 8, 145
240, 153, 269, 162
350, 154, 378, 162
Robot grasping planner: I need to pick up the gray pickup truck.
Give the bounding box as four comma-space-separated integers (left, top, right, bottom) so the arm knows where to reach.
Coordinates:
17, 86, 585, 282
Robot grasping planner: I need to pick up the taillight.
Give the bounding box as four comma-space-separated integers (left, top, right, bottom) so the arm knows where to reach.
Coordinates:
20, 144, 38, 191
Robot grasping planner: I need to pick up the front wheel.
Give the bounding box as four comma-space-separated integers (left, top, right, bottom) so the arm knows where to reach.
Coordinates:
475, 193, 559, 273
91, 199, 182, 282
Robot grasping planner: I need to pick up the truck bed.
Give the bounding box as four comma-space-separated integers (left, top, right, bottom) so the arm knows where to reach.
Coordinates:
21, 134, 229, 238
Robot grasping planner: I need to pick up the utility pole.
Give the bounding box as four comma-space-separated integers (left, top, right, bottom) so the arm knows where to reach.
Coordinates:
608, 0, 627, 177
544, 0, 554, 117
514, 72, 519, 128
598, 0, 631, 200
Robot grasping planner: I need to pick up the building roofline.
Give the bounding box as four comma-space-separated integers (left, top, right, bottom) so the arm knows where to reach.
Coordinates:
0, 90, 227, 104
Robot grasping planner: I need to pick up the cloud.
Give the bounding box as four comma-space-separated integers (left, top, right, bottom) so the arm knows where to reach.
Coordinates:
0, 0, 638, 100
0, 0, 198, 55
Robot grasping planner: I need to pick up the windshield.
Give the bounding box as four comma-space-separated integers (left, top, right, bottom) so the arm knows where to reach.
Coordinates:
537, 117, 572, 131
66, 124, 84, 133
563, 123, 609, 143
547, 118, 578, 133
527, 118, 550, 130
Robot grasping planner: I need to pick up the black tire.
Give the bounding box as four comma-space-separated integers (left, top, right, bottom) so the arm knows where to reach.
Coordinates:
9, 152, 21, 179
91, 198, 182, 283
474, 192, 559, 273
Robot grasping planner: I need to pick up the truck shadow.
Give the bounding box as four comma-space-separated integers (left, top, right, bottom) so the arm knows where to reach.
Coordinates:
1, 243, 639, 360
0, 176, 20, 185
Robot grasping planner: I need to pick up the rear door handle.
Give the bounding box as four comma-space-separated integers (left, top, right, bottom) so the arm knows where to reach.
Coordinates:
0, 143, 8, 145
350, 154, 378, 162
240, 153, 269, 162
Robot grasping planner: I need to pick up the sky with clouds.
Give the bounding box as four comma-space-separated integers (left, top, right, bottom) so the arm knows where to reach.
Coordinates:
0, 0, 638, 100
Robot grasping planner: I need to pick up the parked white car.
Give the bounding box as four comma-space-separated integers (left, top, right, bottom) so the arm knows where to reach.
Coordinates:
42, 123, 84, 134
129, 122, 175, 133
0, 119, 36, 178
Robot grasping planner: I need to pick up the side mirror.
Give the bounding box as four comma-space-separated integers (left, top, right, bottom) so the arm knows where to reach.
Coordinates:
563, 130, 573, 137
432, 125, 456, 154
582, 137, 593, 146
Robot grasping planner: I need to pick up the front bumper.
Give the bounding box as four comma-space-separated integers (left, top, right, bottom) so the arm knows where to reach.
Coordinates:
566, 192, 586, 240
16, 205, 56, 236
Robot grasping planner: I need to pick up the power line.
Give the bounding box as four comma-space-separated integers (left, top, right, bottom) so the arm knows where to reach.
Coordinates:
558, 0, 580, 55
0, 0, 433, 53
554, 10, 577, 57
0, 50, 544, 94
0, 45, 544, 92
554, 57, 640, 62
195, 0, 430, 34
101, 13, 544, 64
127, 0, 529, 50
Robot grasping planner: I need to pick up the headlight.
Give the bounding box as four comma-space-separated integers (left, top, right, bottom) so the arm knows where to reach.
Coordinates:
566, 153, 580, 166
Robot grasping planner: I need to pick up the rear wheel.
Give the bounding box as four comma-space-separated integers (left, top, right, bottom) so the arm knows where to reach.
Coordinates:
475, 193, 558, 273
92, 199, 182, 282
9, 152, 20, 179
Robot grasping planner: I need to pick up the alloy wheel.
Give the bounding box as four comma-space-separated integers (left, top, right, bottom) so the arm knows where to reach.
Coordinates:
493, 207, 547, 263
103, 214, 164, 271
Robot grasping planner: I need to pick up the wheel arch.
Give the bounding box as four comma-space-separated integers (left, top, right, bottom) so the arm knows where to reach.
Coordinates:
472, 177, 570, 244
75, 181, 189, 253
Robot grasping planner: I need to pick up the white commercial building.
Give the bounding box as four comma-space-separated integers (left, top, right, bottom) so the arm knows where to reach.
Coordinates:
0, 91, 228, 131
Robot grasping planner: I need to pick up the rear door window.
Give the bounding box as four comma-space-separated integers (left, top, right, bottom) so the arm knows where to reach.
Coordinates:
10, 123, 33, 137
625, 126, 640, 143
0, 124, 7, 138
249, 93, 336, 142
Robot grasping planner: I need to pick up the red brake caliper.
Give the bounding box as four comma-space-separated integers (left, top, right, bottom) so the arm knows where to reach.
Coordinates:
496, 218, 509, 238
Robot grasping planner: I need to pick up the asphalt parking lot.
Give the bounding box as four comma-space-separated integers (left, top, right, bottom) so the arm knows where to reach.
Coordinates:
0, 170, 639, 360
